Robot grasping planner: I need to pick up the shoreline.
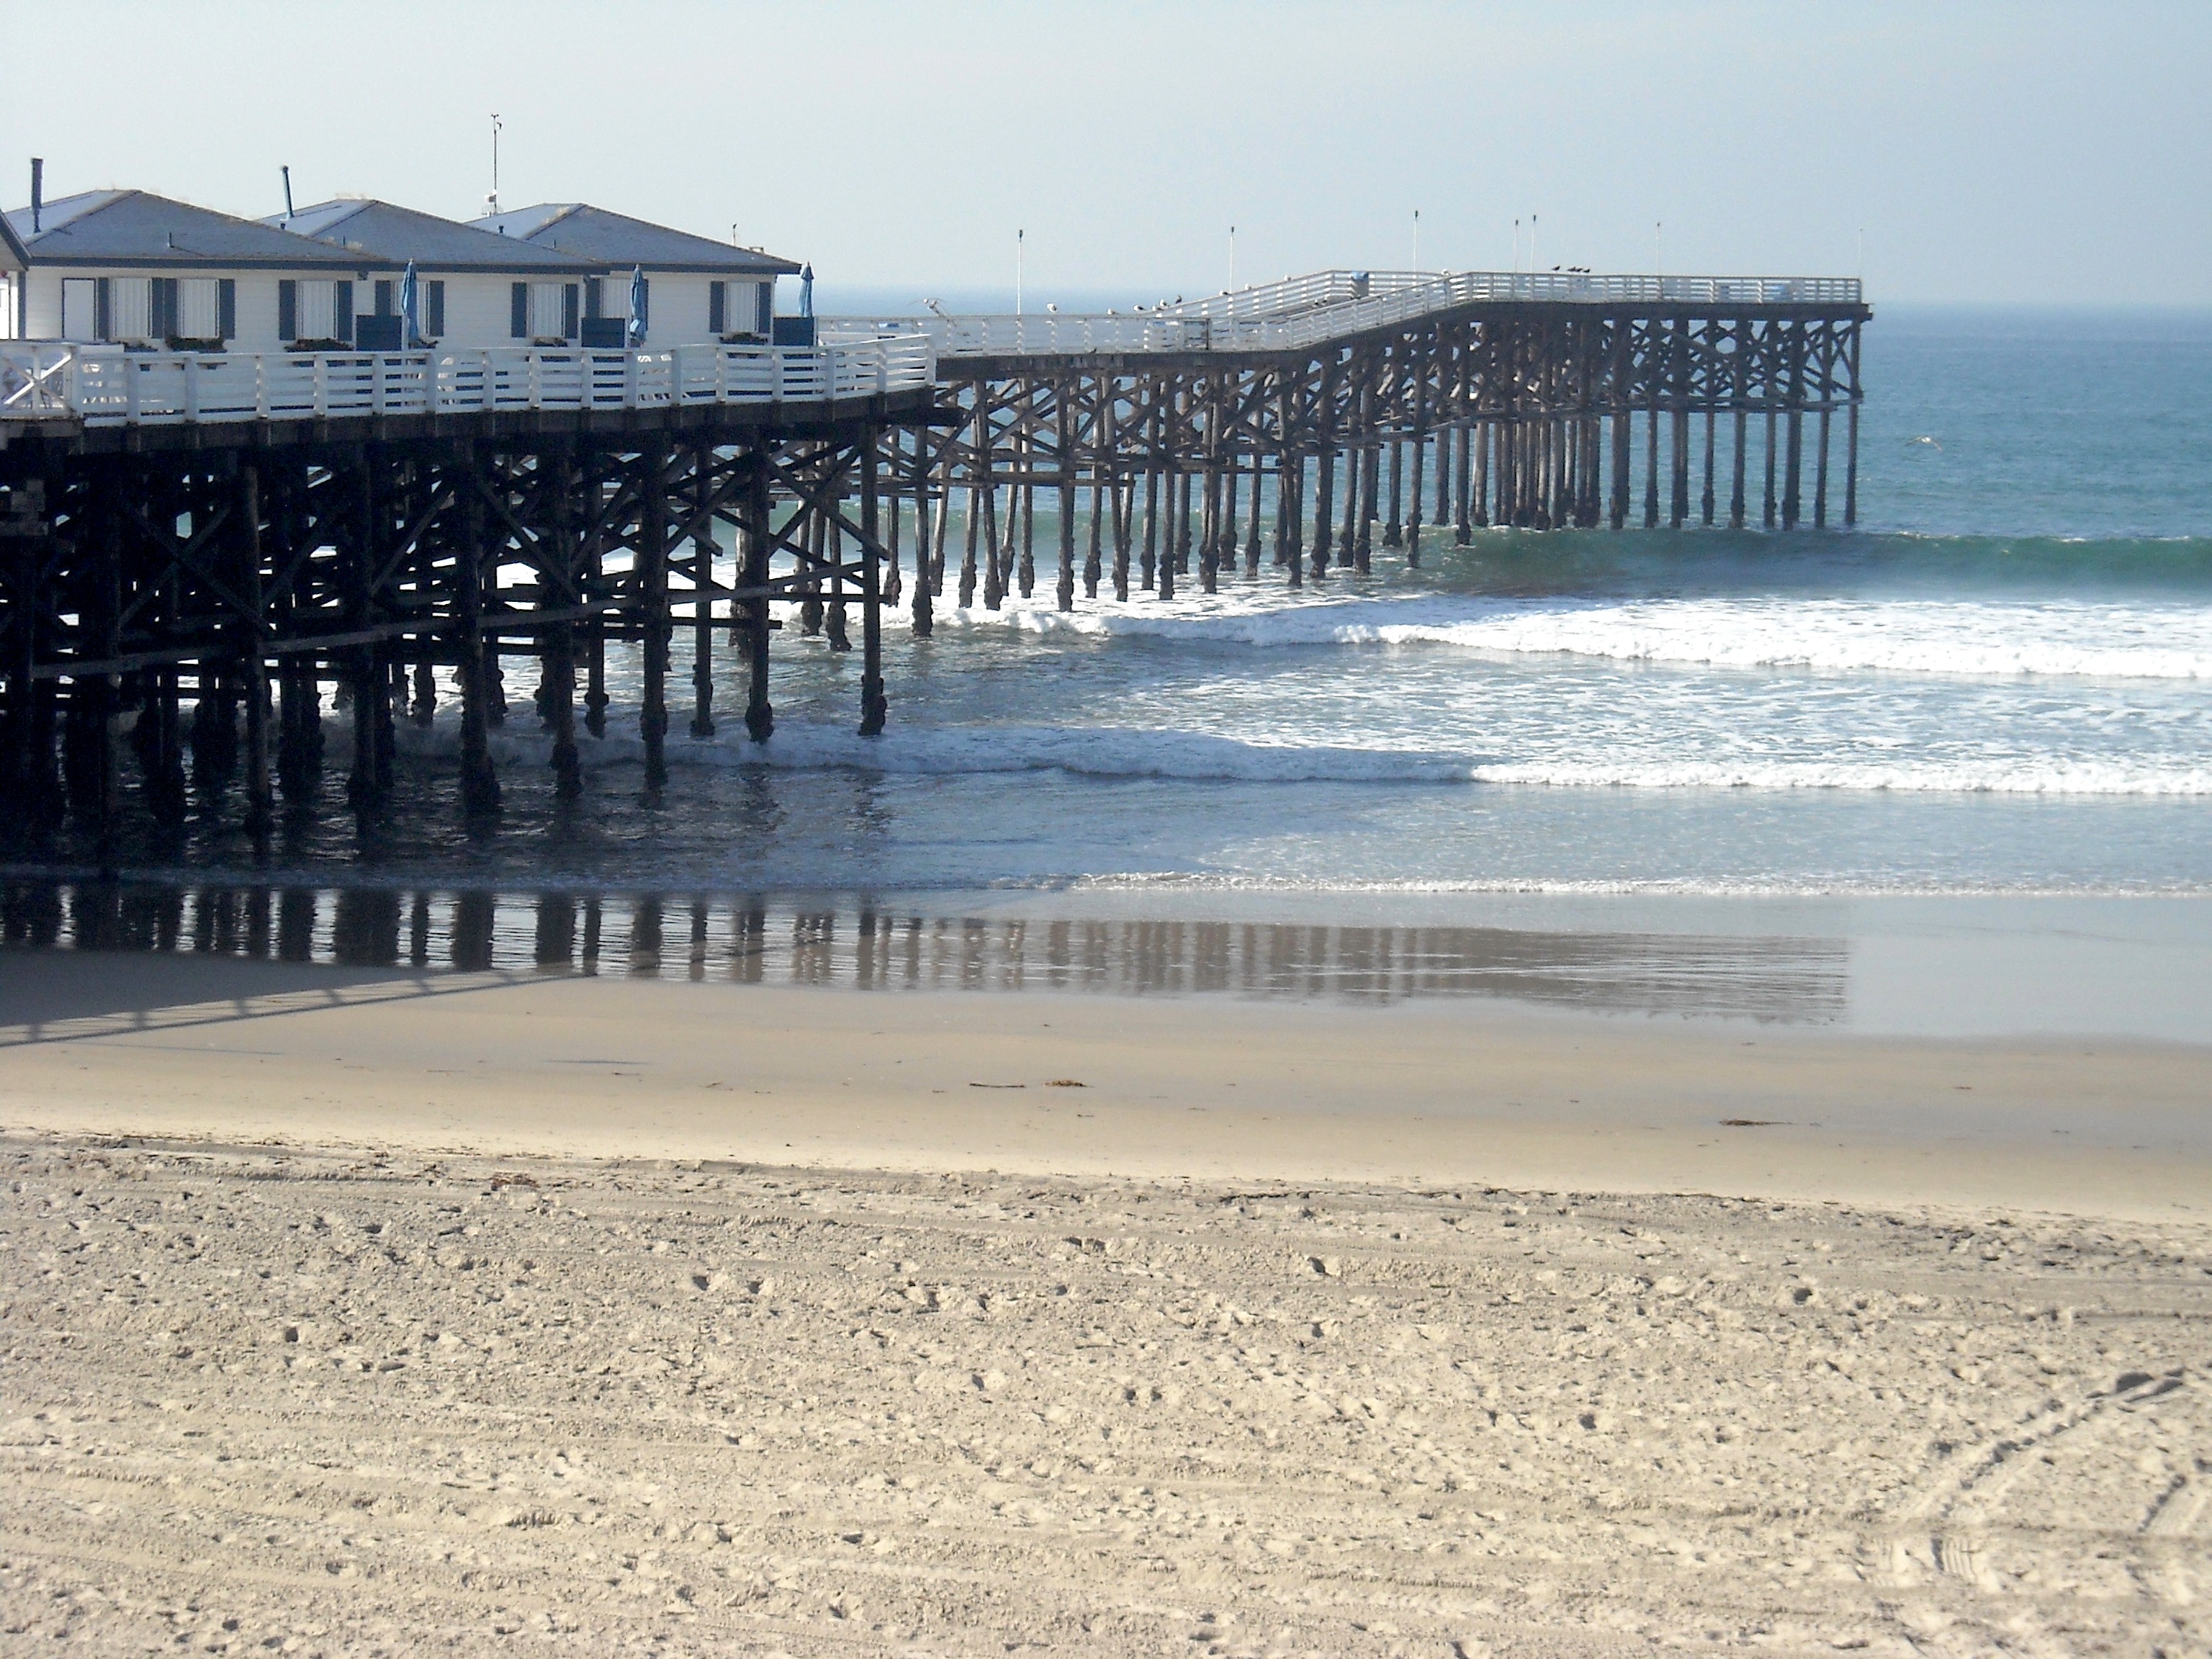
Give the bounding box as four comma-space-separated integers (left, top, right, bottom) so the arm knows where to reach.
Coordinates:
5, 947, 2208, 1222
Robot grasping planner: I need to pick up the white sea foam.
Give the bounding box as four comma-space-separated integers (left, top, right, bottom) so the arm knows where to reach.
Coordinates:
390, 718, 2212, 797
937, 590, 2212, 681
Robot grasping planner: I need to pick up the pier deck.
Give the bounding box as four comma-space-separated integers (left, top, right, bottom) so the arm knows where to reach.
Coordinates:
0, 268, 1865, 842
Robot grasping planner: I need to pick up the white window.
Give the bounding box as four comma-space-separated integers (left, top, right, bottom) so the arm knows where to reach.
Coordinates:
297, 280, 336, 340
178, 278, 220, 339
109, 277, 151, 342
528, 282, 568, 339
61, 278, 100, 342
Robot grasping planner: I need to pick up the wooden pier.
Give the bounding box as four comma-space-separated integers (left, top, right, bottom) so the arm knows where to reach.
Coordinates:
0, 269, 1865, 842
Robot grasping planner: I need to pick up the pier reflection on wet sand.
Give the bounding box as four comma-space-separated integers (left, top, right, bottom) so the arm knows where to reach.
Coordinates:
4, 881, 1845, 1023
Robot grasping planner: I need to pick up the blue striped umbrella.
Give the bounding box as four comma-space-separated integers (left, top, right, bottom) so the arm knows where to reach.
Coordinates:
627, 265, 647, 346
398, 261, 419, 349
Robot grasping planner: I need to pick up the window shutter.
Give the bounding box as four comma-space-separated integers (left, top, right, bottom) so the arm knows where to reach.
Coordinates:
563, 284, 580, 338
153, 278, 179, 340
709, 282, 726, 335
638, 279, 649, 330
511, 283, 528, 338
585, 278, 601, 320
217, 279, 235, 340
755, 282, 770, 335
335, 281, 354, 343
278, 279, 297, 341
96, 277, 112, 341
426, 280, 444, 338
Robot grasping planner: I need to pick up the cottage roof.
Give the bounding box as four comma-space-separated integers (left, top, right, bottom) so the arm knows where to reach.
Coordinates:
271, 199, 601, 275
3, 189, 375, 269
0, 210, 26, 272
469, 204, 801, 276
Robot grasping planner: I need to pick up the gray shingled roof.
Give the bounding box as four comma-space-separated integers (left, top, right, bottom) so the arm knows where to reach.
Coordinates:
469, 204, 801, 275
269, 199, 601, 274
3, 190, 376, 269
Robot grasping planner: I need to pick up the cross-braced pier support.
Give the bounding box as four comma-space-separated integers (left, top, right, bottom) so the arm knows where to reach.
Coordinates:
0, 393, 935, 844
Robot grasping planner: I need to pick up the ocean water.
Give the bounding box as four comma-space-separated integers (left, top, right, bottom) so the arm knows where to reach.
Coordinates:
9, 307, 2212, 914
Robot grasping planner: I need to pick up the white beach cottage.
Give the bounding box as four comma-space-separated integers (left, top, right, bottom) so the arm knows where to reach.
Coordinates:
0, 185, 382, 349
469, 204, 800, 349
268, 199, 604, 350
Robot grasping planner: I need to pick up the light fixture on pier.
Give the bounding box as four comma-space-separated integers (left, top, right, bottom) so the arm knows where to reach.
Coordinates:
487, 112, 503, 217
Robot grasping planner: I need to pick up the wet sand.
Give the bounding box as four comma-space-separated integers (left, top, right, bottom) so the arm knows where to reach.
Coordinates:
2, 948, 2208, 1655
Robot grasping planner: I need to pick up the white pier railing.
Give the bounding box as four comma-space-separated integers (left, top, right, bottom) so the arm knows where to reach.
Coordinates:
822, 269, 1865, 361
0, 336, 935, 428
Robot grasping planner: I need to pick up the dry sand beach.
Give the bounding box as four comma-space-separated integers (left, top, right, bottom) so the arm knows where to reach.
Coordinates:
1, 949, 2208, 1655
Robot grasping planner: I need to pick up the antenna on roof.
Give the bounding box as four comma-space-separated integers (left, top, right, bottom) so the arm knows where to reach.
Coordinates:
487, 112, 503, 217
280, 165, 295, 223
30, 158, 42, 233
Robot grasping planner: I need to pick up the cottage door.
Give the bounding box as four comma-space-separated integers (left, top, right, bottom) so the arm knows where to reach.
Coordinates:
60, 279, 99, 343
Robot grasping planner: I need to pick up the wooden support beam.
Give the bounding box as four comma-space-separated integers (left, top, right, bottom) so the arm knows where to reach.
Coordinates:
1058, 387, 1078, 611
1730, 409, 1748, 530
881, 439, 903, 608
237, 464, 274, 835
457, 443, 503, 815
1406, 426, 1427, 567
744, 448, 774, 743
637, 439, 670, 790
1454, 423, 1473, 543
1244, 446, 1264, 575
1377, 438, 1397, 548
1313, 439, 1334, 582
1701, 410, 1717, 527
961, 403, 984, 606
691, 446, 719, 735
346, 457, 385, 809
860, 435, 886, 735
1671, 408, 1690, 529
1843, 326, 1862, 529
912, 428, 937, 635
1815, 405, 1832, 529
827, 492, 853, 652
1199, 385, 1221, 595
1763, 409, 1779, 529
547, 441, 582, 799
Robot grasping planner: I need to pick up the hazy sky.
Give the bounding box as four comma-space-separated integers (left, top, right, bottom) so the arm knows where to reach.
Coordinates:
6, 1, 2208, 306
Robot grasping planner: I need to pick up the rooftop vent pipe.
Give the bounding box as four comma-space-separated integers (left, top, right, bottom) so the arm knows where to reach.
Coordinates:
30, 158, 42, 233
281, 165, 295, 222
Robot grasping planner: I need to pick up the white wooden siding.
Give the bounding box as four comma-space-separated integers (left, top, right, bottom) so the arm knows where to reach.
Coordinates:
621, 274, 773, 346
433, 276, 529, 350
24, 270, 336, 351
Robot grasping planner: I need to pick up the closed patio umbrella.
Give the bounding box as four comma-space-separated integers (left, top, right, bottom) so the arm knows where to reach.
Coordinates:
398, 261, 420, 349
627, 265, 647, 346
